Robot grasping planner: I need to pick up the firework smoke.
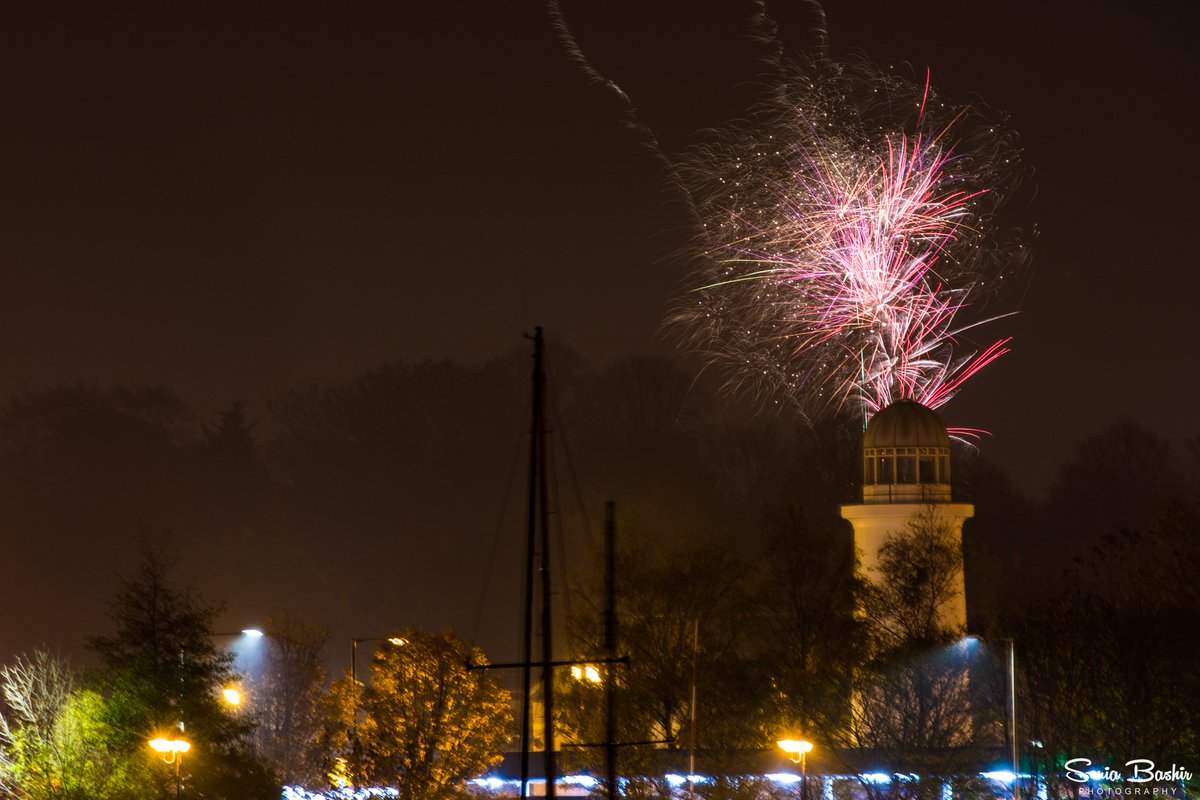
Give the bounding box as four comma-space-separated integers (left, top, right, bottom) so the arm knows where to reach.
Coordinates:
670, 54, 1029, 420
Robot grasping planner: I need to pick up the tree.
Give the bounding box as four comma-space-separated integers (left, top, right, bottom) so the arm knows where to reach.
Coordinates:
0, 650, 74, 796
865, 505, 966, 648
0, 383, 194, 516
849, 506, 985, 799
757, 505, 866, 742
353, 629, 511, 799
247, 615, 330, 787
0, 651, 140, 800
89, 532, 277, 799
1010, 510, 1200, 795
196, 399, 270, 519
558, 530, 764, 795
1047, 420, 1185, 549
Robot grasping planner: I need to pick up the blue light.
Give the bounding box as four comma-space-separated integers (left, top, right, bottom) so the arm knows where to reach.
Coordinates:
860, 772, 892, 785
470, 777, 513, 791
766, 773, 803, 785
563, 775, 599, 789
981, 770, 1016, 783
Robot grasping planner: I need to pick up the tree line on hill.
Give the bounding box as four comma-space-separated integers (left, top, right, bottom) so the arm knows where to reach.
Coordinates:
0, 349, 1195, 798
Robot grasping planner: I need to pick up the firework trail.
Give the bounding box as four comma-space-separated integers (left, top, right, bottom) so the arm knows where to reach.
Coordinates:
547, 2, 1029, 421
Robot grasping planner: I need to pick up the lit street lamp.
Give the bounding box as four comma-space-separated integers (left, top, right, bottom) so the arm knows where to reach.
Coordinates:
351, 636, 409, 689
1003, 638, 1019, 800
349, 635, 409, 784
211, 628, 264, 639
570, 664, 602, 684
778, 739, 814, 800
149, 737, 190, 799
966, 636, 1019, 800
209, 628, 262, 712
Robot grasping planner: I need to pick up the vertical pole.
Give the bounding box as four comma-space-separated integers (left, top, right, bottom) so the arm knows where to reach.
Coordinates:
688, 619, 698, 800
1010, 639, 1019, 800
350, 638, 358, 784
519, 328, 542, 800
536, 329, 557, 800
604, 502, 618, 800
800, 751, 808, 800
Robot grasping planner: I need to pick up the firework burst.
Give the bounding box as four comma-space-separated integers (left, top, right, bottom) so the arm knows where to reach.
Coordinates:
670, 56, 1029, 421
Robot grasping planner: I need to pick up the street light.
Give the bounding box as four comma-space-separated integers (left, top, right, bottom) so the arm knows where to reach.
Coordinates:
349, 634, 409, 784
778, 739, 814, 800
210, 628, 264, 639
149, 737, 190, 799
351, 636, 409, 689
222, 687, 243, 707
571, 664, 602, 684
209, 628, 265, 667
965, 636, 1019, 800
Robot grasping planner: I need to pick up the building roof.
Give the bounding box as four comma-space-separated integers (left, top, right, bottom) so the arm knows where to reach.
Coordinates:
863, 400, 950, 451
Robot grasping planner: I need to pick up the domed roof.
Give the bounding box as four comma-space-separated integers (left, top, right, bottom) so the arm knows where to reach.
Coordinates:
863, 400, 950, 450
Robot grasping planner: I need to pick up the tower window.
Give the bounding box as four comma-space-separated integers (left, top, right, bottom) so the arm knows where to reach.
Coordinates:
919, 455, 936, 482
876, 455, 894, 484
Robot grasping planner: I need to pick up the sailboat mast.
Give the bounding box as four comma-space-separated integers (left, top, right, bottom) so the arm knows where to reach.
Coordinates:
518, 328, 542, 800
536, 330, 557, 799
520, 327, 557, 799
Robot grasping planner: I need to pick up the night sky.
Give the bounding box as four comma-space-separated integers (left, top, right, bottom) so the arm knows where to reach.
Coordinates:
0, 1, 1196, 667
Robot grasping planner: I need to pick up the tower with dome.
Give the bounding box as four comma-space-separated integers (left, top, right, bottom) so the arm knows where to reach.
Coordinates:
841, 399, 974, 631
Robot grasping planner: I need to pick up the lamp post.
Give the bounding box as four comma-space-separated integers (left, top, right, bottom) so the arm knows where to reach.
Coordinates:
778, 739, 813, 800
351, 636, 409, 690
149, 737, 190, 800
966, 636, 1019, 800
349, 635, 409, 782
1006, 638, 1019, 800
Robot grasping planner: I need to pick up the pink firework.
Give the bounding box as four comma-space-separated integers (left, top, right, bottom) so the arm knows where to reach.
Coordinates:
672, 60, 1028, 421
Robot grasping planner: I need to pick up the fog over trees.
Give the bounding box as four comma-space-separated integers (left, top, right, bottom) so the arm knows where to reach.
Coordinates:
0, 346, 1197, 794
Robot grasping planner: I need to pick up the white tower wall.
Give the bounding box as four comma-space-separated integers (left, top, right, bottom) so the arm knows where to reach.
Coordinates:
840, 500, 973, 632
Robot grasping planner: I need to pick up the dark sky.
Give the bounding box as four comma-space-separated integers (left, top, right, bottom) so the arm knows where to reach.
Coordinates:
0, 1, 1196, 664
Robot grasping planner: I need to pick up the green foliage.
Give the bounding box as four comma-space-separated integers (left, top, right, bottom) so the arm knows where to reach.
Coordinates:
0, 652, 147, 800
88, 533, 278, 799
49, 689, 150, 800
89, 534, 238, 744
350, 629, 512, 799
